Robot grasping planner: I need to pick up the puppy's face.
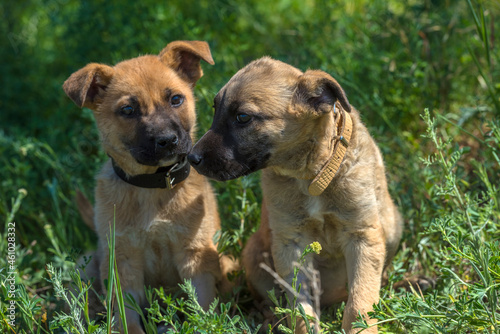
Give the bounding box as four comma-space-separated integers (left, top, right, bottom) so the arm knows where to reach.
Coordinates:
189, 57, 351, 181
64, 41, 214, 175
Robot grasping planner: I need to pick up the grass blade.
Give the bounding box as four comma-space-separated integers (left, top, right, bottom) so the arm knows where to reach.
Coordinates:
114, 260, 127, 334
467, 44, 500, 113
467, 0, 481, 37
478, 2, 490, 67
106, 205, 116, 334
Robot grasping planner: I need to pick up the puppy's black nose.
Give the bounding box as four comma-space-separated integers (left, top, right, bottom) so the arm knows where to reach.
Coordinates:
156, 134, 178, 149
187, 153, 202, 166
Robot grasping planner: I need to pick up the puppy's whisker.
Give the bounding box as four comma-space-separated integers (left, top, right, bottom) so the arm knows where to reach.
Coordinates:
128, 147, 148, 154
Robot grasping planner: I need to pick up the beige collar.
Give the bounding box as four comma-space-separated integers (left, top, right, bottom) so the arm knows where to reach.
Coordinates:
308, 104, 353, 196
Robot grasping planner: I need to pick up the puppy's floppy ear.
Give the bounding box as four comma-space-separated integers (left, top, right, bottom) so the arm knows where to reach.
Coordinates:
63, 63, 114, 109
294, 70, 351, 113
159, 40, 215, 85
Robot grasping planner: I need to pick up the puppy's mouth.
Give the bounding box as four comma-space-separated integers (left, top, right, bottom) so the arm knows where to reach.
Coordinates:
189, 156, 256, 181
130, 140, 192, 167
135, 151, 189, 167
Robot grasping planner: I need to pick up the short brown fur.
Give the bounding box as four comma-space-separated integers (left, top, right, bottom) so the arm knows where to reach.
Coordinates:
63, 41, 234, 334
190, 57, 403, 333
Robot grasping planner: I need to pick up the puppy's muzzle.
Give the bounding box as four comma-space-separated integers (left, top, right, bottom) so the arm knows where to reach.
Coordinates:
156, 133, 178, 151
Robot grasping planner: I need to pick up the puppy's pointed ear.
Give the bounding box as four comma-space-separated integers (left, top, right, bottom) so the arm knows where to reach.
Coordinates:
159, 40, 215, 85
63, 63, 114, 109
294, 70, 351, 114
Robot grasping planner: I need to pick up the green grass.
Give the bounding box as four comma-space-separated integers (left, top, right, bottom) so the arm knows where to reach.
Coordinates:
1, 0, 499, 333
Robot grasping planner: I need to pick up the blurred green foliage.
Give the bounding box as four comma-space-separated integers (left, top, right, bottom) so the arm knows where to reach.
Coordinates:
0, 0, 499, 332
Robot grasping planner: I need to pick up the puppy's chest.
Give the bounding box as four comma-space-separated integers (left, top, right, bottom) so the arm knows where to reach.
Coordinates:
302, 197, 344, 255
142, 217, 188, 285
144, 213, 190, 255
148, 207, 190, 235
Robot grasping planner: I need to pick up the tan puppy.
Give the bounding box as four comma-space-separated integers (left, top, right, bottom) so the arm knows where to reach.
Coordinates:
188, 57, 403, 333
63, 41, 229, 334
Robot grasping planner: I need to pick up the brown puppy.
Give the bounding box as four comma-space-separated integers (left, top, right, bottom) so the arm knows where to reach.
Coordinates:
64, 41, 229, 334
188, 57, 403, 333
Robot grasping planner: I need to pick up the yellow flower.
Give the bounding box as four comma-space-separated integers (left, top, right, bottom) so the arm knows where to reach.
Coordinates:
310, 242, 322, 254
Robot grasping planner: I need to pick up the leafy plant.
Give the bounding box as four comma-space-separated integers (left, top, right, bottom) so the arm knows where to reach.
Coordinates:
149, 281, 258, 334
356, 110, 500, 333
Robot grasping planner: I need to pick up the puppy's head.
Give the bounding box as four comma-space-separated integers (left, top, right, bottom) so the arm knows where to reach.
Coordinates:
189, 57, 350, 181
63, 41, 214, 176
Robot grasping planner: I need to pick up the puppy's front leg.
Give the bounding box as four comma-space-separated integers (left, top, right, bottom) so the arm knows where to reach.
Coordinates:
273, 239, 320, 334
176, 247, 220, 310
191, 272, 217, 309
342, 224, 386, 334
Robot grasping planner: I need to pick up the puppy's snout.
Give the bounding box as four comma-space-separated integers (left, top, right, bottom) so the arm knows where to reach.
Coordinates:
156, 134, 178, 149
187, 153, 202, 166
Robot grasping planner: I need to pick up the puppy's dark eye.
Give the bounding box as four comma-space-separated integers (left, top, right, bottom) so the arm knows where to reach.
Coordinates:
171, 95, 184, 107
120, 105, 135, 116
236, 113, 252, 124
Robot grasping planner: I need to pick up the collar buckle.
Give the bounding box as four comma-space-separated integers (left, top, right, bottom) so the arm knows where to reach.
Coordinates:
339, 136, 349, 147
165, 162, 179, 190
165, 174, 175, 190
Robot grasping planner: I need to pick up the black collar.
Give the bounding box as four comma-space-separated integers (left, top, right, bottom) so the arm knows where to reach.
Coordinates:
111, 159, 190, 189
